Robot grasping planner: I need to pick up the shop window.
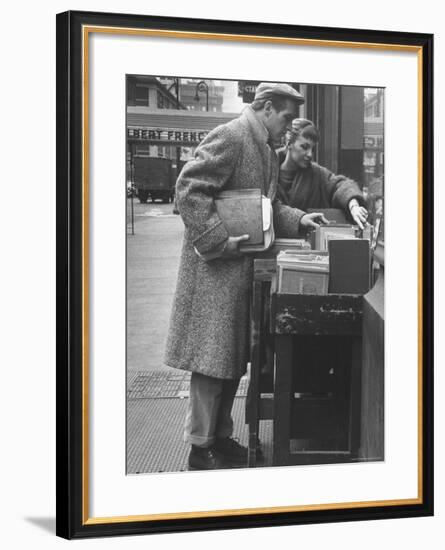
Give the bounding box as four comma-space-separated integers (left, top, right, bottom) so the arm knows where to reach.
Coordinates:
363, 88, 384, 227
157, 91, 165, 109
374, 100, 381, 118
135, 85, 149, 106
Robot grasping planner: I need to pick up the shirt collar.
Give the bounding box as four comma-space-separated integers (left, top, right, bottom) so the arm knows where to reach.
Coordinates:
243, 105, 270, 146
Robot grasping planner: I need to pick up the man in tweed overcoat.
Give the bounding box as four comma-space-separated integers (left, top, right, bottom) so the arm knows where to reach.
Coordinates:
164, 83, 324, 470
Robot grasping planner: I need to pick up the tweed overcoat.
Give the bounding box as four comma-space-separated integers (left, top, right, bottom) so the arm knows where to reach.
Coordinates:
164, 107, 301, 380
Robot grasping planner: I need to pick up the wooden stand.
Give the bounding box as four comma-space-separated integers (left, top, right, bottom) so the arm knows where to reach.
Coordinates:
246, 259, 364, 467
271, 292, 363, 466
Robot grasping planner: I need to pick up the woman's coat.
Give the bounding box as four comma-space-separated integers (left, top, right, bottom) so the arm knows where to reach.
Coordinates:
275, 148, 365, 223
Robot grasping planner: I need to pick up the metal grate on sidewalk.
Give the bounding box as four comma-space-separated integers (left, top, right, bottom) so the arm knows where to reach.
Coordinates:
127, 369, 249, 400
126, 369, 272, 474
126, 396, 273, 474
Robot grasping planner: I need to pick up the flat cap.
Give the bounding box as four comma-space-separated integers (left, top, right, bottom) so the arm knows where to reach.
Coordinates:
254, 82, 305, 105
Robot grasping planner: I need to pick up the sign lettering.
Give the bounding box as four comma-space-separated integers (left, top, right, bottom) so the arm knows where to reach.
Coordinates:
128, 128, 208, 144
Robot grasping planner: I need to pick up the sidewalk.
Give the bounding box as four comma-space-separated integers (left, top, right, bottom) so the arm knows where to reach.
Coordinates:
126, 202, 183, 375
126, 204, 274, 473
126, 369, 274, 474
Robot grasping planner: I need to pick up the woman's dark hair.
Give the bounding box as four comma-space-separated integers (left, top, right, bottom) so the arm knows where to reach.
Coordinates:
287, 118, 319, 145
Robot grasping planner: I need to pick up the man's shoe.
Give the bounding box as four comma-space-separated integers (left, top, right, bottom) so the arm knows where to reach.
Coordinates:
214, 437, 248, 464
188, 445, 228, 471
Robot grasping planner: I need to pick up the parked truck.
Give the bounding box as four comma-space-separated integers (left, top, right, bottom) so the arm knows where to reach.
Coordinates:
133, 157, 176, 204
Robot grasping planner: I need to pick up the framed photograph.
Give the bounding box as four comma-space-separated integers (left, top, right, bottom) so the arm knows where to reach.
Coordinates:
56, 10, 433, 539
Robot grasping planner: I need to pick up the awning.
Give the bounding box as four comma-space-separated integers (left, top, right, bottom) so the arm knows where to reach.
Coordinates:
127, 107, 240, 146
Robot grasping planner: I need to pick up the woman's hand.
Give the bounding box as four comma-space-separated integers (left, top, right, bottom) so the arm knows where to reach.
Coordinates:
349, 202, 369, 230
300, 212, 329, 230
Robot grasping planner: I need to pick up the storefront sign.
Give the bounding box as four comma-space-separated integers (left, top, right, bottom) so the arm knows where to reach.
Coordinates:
127, 127, 208, 143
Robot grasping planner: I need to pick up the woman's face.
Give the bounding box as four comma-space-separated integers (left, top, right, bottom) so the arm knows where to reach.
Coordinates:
288, 136, 316, 169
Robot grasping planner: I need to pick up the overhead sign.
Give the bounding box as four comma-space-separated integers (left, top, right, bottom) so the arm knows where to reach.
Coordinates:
238, 81, 260, 103
127, 127, 208, 144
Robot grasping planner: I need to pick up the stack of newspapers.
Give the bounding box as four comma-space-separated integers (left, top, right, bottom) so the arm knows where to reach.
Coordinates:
277, 251, 329, 295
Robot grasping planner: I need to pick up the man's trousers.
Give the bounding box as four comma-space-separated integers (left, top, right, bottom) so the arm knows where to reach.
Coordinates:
184, 372, 240, 447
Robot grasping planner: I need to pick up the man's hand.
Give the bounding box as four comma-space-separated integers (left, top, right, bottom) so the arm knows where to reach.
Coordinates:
220, 234, 250, 259
300, 212, 329, 230
349, 204, 369, 230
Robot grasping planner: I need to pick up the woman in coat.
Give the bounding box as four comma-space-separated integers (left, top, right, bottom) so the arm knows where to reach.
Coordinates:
276, 118, 369, 231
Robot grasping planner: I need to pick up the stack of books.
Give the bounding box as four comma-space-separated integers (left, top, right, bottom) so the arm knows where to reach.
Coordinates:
311, 223, 373, 251
197, 188, 274, 261
215, 188, 274, 252
277, 250, 329, 295
271, 238, 311, 254
311, 224, 356, 251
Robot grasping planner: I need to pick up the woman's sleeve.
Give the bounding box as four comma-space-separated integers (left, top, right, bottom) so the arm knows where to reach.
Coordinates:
176, 124, 242, 255
321, 165, 366, 212
272, 199, 306, 238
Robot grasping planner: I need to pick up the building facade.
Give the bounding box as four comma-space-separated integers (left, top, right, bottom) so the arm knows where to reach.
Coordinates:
178, 79, 225, 112
127, 77, 384, 214
127, 76, 186, 163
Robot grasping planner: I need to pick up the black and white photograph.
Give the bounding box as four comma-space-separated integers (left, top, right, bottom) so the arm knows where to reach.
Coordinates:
125, 76, 385, 474
54, 9, 433, 539
0, 0, 440, 545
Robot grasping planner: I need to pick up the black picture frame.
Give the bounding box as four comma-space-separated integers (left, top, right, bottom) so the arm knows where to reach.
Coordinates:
56, 10, 434, 539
